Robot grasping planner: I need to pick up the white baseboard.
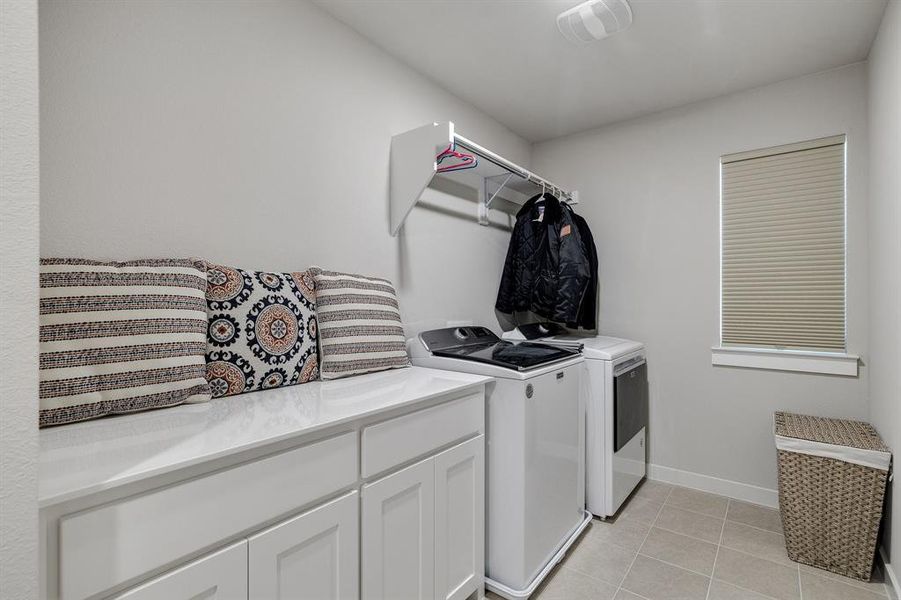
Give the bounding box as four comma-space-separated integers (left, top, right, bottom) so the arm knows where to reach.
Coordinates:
648, 463, 779, 508
882, 547, 900, 600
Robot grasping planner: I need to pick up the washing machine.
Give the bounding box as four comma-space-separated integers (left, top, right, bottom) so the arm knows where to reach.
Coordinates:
408, 326, 592, 599
504, 324, 647, 518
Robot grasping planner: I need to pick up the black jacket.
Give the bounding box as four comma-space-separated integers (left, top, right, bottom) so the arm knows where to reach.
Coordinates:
568, 206, 599, 330
496, 193, 591, 326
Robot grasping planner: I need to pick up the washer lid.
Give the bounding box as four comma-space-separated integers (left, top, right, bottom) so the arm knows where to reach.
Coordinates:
500, 327, 643, 360
431, 341, 578, 371
546, 335, 643, 360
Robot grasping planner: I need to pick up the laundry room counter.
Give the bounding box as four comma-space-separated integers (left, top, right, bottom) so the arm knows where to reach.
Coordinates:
39, 366, 491, 507
40, 366, 492, 600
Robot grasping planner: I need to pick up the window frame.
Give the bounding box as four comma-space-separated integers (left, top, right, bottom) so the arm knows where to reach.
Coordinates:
712, 135, 858, 376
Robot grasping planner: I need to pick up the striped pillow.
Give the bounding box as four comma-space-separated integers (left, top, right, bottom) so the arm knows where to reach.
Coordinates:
39, 258, 211, 427
311, 268, 411, 380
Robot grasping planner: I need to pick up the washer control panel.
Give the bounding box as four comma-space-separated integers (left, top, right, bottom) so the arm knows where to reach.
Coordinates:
420, 326, 499, 352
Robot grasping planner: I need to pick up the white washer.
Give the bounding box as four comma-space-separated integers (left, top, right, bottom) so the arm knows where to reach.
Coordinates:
504, 327, 647, 518
408, 327, 591, 599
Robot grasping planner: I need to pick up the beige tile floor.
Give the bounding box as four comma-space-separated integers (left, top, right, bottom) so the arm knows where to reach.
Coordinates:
487, 480, 892, 600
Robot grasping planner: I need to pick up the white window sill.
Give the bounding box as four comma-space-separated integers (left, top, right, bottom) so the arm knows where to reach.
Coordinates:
711, 346, 859, 376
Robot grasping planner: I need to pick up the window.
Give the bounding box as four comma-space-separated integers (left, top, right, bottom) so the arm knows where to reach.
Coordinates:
714, 135, 857, 375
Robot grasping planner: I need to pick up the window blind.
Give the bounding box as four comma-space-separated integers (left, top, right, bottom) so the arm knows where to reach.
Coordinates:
721, 135, 846, 352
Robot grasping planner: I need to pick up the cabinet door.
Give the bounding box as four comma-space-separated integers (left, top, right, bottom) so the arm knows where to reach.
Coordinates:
248, 491, 359, 600
362, 458, 435, 600
434, 436, 484, 600
110, 541, 247, 600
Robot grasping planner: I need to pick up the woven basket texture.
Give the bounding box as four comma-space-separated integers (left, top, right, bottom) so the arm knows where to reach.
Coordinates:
775, 412, 890, 581
775, 411, 891, 451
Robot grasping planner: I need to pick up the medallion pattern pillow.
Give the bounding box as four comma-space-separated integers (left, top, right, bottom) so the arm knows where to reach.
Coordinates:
311, 268, 411, 380
39, 258, 211, 427
205, 264, 318, 397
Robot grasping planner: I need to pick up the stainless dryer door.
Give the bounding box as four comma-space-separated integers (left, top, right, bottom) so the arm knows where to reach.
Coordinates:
613, 359, 648, 452
612, 358, 648, 513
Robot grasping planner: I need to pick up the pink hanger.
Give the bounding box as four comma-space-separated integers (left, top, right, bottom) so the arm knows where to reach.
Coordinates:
436, 142, 478, 173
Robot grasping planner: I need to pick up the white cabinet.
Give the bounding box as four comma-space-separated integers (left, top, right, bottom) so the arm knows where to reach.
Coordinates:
43, 376, 487, 600
249, 491, 359, 600
361, 393, 483, 478
60, 432, 357, 600
362, 458, 436, 600
434, 436, 484, 600
361, 435, 485, 600
110, 541, 247, 600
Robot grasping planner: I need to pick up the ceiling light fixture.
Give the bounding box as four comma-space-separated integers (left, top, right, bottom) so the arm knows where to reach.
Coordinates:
556, 0, 633, 44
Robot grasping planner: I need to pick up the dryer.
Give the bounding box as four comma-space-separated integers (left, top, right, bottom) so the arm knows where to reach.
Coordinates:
504, 325, 647, 518
408, 327, 591, 599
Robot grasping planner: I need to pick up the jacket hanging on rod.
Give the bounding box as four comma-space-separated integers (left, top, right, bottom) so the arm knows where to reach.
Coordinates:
495, 193, 595, 327
567, 204, 599, 330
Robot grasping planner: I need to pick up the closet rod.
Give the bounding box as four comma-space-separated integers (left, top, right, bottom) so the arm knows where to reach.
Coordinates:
453, 134, 576, 203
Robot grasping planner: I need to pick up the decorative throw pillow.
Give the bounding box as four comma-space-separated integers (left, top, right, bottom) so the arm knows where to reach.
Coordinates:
204, 264, 318, 397
39, 258, 211, 427
311, 268, 411, 380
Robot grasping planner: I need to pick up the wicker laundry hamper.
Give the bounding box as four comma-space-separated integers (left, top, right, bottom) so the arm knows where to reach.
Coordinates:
774, 412, 892, 581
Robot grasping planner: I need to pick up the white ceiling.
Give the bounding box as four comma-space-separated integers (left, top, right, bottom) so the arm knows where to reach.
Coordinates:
314, 0, 887, 142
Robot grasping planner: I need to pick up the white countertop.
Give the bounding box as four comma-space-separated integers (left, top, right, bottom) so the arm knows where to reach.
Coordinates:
40, 366, 491, 507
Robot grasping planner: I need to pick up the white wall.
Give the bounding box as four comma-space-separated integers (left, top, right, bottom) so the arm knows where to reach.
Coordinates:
0, 0, 40, 597
39, 0, 529, 332
532, 64, 870, 493
868, 0, 900, 582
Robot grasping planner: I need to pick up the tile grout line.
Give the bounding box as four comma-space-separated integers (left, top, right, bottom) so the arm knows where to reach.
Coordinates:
797, 569, 890, 600
665, 496, 730, 521
719, 546, 893, 598
613, 581, 653, 600
634, 552, 715, 580
584, 520, 661, 557
666, 501, 783, 536
704, 498, 783, 600
651, 523, 722, 546
651, 505, 797, 571
711, 578, 783, 600
560, 558, 631, 590
563, 555, 655, 600
722, 517, 784, 536
623, 489, 783, 537
705, 498, 729, 600
662, 490, 784, 536
798, 564, 890, 598
615, 485, 674, 599
648, 517, 783, 550
720, 544, 802, 570
706, 543, 869, 600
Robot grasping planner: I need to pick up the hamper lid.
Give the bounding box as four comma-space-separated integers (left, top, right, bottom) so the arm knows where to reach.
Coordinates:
774, 412, 892, 471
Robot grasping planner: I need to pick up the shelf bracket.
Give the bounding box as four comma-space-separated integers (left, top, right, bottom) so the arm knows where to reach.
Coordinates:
477, 180, 488, 226
478, 173, 515, 226
486, 173, 515, 210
